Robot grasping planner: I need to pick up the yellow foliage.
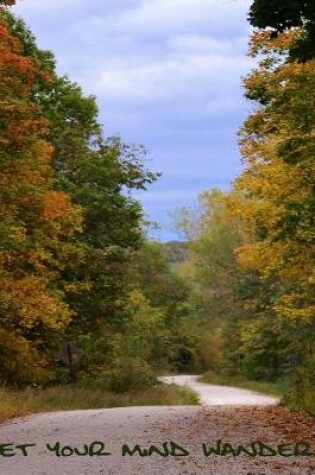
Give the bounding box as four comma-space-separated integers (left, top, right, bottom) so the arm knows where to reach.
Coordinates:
0, 19, 84, 384
233, 29, 315, 321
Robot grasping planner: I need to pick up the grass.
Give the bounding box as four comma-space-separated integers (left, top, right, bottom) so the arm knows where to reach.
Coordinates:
283, 385, 315, 416
201, 371, 315, 416
0, 383, 199, 422
284, 390, 315, 416
200, 370, 285, 397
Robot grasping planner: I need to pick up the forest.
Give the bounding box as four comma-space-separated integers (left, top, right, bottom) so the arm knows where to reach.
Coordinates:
0, 0, 314, 415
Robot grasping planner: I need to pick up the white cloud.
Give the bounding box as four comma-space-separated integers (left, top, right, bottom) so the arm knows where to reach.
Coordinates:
11, 0, 253, 239
92, 53, 250, 104
63, 0, 252, 57
116, 0, 252, 37
15, 0, 80, 9
14, 0, 134, 14
168, 34, 247, 55
26, 0, 253, 108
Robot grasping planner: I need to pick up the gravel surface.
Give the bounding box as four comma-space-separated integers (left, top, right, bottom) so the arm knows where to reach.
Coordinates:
159, 375, 279, 406
0, 377, 314, 475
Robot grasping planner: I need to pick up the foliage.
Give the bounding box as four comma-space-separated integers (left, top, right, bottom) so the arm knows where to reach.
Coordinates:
236, 30, 315, 324
131, 241, 199, 372
0, 383, 199, 421
0, 9, 157, 388
0, 17, 83, 384
200, 370, 285, 397
174, 61, 315, 409
173, 190, 258, 373
90, 290, 166, 391
1, 9, 158, 331
249, 0, 315, 61
284, 362, 315, 414
229, 28, 315, 407
162, 241, 189, 267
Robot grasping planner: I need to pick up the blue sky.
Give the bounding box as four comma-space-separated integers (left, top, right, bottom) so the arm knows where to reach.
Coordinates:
13, 0, 253, 241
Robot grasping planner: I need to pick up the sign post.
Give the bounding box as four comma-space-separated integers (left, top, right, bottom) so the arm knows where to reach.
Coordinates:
57, 343, 83, 383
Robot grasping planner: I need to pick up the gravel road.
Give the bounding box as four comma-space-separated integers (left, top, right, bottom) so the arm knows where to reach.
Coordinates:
0, 376, 314, 475
159, 375, 279, 406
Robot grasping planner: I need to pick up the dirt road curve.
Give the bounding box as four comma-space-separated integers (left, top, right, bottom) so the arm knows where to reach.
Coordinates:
0, 378, 314, 475
159, 375, 279, 406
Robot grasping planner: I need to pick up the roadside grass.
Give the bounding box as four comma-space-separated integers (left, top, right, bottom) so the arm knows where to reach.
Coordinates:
199, 370, 285, 397
0, 383, 199, 422
283, 385, 315, 416
284, 390, 315, 416
200, 371, 315, 416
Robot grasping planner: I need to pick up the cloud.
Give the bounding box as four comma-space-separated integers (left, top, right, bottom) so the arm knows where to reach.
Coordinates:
15, 0, 80, 10
12, 0, 254, 240
114, 0, 252, 39
169, 33, 248, 55
14, 0, 138, 15
93, 53, 250, 103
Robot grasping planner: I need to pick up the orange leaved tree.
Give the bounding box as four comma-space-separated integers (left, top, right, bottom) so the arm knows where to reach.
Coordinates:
0, 17, 83, 385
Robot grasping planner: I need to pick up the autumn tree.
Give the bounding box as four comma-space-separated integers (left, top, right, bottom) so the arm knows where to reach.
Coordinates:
172, 190, 260, 373
236, 30, 315, 321
0, 16, 83, 384
249, 0, 315, 61
233, 28, 315, 402
131, 240, 197, 371
1, 10, 160, 383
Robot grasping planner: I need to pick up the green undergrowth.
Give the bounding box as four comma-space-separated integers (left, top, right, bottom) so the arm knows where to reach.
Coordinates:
284, 390, 315, 417
200, 371, 285, 397
201, 370, 315, 416
282, 368, 315, 416
0, 382, 199, 422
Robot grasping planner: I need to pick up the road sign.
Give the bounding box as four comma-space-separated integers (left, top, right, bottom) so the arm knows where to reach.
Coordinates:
57, 343, 83, 382
57, 343, 83, 367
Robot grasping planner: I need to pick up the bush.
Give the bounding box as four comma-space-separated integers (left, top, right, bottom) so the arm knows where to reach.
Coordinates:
103, 358, 156, 393
284, 363, 315, 415
196, 329, 223, 372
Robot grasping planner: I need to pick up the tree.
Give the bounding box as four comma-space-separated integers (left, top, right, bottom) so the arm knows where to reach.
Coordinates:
173, 190, 260, 374
249, 0, 315, 61
232, 29, 315, 392
0, 17, 83, 384
0, 9, 159, 385
236, 30, 315, 321
132, 241, 196, 371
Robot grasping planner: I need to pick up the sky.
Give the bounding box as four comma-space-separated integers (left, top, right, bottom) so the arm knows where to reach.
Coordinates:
13, 0, 253, 241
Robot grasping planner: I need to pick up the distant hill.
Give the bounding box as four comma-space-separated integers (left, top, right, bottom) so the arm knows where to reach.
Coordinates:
162, 241, 189, 265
